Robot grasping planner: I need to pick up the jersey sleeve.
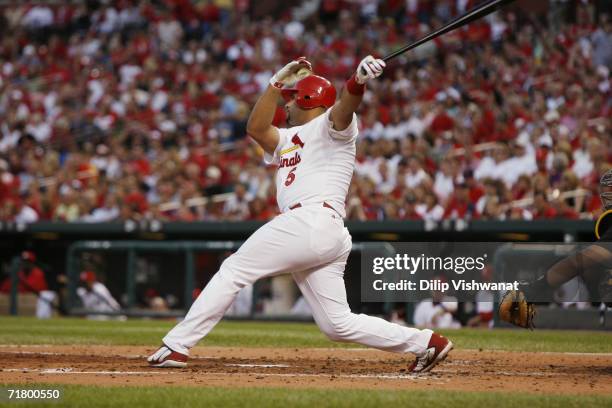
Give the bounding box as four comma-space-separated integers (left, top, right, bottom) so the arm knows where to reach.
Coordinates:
325, 108, 358, 141
94, 283, 121, 310
263, 128, 288, 165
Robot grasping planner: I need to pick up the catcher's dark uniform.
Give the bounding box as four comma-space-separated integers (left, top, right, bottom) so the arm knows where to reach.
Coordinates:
500, 210, 612, 328
594, 210, 612, 305
500, 170, 612, 327
595, 210, 612, 241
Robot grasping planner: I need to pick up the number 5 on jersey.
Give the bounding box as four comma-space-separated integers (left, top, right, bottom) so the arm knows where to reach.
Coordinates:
285, 167, 297, 186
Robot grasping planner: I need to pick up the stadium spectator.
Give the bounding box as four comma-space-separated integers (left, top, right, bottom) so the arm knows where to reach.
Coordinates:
0, 1, 609, 225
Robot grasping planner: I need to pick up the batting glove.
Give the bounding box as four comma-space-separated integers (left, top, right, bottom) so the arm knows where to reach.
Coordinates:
270, 57, 313, 89
356, 55, 386, 84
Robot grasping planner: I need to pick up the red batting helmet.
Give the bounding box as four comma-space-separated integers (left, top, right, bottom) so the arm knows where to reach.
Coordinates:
281, 75, 336, 110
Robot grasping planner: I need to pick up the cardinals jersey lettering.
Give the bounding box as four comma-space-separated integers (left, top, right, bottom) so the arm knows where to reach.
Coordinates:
264, 108, 358, 217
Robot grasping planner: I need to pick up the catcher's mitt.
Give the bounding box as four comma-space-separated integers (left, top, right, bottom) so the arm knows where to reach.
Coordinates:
498, 290, 535, 329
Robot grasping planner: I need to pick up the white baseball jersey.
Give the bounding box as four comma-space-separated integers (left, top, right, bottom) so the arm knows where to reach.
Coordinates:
264, 108, 358, 217
77, 283, 120, 312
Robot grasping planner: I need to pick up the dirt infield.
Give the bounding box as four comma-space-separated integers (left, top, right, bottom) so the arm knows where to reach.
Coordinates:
1, 345, 611, 395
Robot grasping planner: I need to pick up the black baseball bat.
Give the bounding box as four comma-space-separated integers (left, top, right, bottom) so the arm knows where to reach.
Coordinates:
362, 0, 516, 74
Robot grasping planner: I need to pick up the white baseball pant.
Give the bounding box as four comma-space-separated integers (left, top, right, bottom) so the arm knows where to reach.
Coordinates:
162, 204, 432, 355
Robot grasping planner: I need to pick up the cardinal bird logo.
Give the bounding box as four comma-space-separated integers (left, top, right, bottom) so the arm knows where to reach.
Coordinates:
291, 134, 304, 148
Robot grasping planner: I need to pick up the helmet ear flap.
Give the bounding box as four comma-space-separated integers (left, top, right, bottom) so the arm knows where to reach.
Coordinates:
281, 89, 297, 102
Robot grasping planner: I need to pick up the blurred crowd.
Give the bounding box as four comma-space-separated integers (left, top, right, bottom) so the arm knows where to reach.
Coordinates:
0, 0, 610, 223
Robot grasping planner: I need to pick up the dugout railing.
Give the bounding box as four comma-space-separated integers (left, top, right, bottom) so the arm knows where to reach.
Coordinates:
59, 240, 396, 319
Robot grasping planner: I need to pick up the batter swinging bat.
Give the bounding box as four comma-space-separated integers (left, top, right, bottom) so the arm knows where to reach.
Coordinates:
362, 0, 516, 74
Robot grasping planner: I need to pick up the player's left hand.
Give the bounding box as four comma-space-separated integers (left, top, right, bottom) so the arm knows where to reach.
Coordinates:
270, 57, 312, 89
356, 55, 386, 84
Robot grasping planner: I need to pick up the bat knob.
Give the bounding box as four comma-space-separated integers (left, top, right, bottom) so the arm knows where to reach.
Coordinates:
296, 67, 312, 80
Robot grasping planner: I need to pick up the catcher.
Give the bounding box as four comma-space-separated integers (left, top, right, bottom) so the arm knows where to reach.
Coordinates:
499, 169, 612, 328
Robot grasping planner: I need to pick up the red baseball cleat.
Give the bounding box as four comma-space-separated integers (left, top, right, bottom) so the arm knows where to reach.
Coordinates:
147, 345, 188, 368
409, 333, 453, 374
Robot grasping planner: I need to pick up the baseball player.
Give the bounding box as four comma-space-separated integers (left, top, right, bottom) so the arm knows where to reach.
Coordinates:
499, 168, 612, 328
76, 270, 121, 314
148, 56, 453, 373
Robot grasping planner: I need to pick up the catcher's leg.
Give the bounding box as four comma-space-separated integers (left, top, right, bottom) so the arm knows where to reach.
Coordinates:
524, 244, 612, 300
293, 249, 433, 355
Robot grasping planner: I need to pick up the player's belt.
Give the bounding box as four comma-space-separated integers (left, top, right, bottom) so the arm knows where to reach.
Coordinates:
289, 202, 341, 217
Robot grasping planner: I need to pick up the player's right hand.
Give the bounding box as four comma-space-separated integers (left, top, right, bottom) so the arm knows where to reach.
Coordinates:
356, 55, 386, 84
270, 57, 312, 89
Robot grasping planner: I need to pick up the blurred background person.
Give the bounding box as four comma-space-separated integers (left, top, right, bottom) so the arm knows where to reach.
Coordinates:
76, 270, 121, 315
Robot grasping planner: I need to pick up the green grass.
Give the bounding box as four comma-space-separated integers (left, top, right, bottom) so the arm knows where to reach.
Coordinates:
0, 317, 611, 353
0, 385, 609, 408
0, 317, 337, 348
